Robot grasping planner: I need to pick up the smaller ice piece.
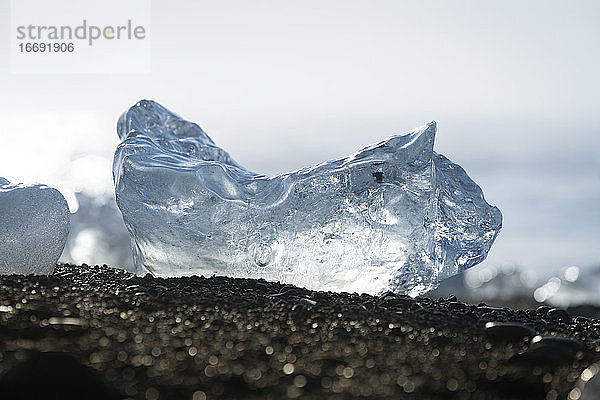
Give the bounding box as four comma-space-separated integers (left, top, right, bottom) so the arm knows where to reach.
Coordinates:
114, 100, 502, 295
0, 178, 70, 275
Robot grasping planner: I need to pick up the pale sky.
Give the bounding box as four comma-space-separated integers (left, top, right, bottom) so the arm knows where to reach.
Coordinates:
0, 0, 599, 274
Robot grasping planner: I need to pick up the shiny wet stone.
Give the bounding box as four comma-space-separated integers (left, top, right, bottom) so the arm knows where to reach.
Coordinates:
511, 335, 586, 367
547, 308, 572, 322
484, 322, 535, 342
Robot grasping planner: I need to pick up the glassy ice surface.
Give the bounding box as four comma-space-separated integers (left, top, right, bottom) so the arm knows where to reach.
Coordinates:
114, 100, 502, 295
0, 178, 70, 274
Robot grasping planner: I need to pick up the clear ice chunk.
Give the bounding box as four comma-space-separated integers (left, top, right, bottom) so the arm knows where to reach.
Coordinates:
113, 100, 502, 295
0, 178, 70, 275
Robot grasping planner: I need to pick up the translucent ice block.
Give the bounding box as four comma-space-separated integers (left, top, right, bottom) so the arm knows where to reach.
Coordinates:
113, 100, 502, 295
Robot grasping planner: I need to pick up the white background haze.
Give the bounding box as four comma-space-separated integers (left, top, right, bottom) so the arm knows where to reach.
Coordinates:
0, 0, 598, 280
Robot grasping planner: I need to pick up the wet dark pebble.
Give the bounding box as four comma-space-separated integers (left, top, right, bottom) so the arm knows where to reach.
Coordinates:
0, 263, 597, 400
484, 321, 535, 342
512, 335, 586, 366
547, 308, 572, 322
530, 335, 584, 353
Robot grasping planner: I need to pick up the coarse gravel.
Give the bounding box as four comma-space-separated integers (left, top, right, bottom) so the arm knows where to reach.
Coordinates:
0, 263, 599, 400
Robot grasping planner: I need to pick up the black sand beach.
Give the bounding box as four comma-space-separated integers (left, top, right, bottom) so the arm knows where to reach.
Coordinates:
0, 263, 598, 399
